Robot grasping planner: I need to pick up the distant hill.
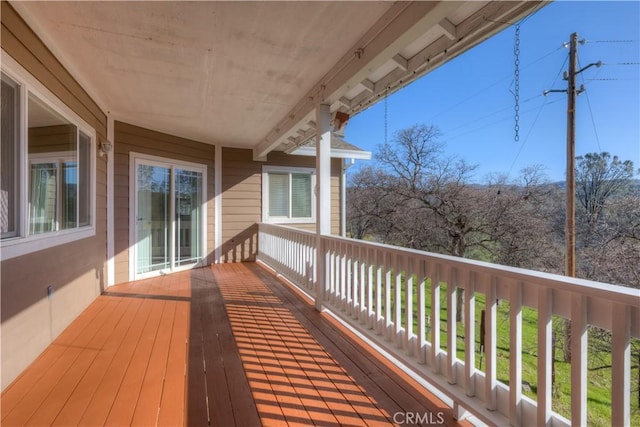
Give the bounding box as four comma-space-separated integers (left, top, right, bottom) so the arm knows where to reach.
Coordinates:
551, 179, 640, 194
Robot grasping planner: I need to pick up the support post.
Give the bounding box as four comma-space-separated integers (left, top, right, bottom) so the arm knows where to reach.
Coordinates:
315, 103, 332, 310
106, 115, 115, 287
214, 144, 222, 263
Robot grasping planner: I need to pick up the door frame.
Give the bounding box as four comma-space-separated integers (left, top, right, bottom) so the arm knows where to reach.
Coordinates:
129, 152, 207, 281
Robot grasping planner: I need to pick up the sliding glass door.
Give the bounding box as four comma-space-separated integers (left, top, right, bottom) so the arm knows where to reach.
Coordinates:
134, 156, 205, 278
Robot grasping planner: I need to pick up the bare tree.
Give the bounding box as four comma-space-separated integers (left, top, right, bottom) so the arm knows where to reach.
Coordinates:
576, 152, 635, 229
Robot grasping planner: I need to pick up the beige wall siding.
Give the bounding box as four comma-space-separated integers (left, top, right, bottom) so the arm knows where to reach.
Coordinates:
221, 148, 341, 262
113, 122, 215, 284
1, 3, 108, 391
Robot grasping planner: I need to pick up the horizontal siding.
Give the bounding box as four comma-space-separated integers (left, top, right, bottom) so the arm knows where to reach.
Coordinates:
113, 121, 215, 283
1, 3, 107, 391
221, 148, 342, 262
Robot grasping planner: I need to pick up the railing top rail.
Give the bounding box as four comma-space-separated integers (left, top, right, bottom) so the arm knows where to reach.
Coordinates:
258, 223, 640, 305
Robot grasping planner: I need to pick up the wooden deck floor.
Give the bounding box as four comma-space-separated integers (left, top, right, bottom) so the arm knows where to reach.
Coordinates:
1, 262, 467, 426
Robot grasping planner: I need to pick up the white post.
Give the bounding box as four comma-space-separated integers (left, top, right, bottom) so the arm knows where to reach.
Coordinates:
537, 287, 553, 426
509, 282, 523, 426
446, 267, 457, 384
315, 103, 331, 310
214, 145, 222, 264
464, 272, 476, 397
106, 115, 115, 287
611, 303, 631, 427
570, 294, 588, 426
485, 277, 498, 411
341, 159, 347, 237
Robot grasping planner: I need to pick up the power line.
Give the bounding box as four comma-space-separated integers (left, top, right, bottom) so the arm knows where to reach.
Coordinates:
444, 94, 542, 135
578, 58, 603, 152
445, 98, 562, 143
586, 39, 639, 44
430, 46, 564, 121
503, 52, 570, 180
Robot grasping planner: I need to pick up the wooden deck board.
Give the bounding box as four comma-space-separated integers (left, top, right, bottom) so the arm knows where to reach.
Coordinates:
104, 299, 166, 426
2, 262, 469, 427
51, 298, 144, 426
2, 297, 124, 426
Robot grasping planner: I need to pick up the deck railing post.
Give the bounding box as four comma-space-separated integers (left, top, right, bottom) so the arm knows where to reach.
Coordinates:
485, 277, 498, 411
537, 287, 553, 426
611, 302, 631, 427
509, 281, 523, 426
570, 294, 588, 426
464, 271, 476, 397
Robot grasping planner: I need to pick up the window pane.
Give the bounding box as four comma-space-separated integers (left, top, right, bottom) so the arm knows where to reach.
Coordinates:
291, 173, 312, 218
175, 169, 202, 267
1, 73, 20, 238
78, 132, 91, 227
28, 93, 77, 233
137, 164, 170, 274
269, 173, 289, 217
29, 163, 57, 234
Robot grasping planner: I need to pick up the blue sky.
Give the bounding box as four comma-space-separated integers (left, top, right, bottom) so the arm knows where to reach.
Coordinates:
344, 1, 640, 183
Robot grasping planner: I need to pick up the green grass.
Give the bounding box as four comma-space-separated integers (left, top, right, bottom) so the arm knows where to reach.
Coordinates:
369, 273, 640, 426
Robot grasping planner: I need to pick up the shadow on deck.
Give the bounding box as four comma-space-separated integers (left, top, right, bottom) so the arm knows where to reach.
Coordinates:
1, 262, 467, 426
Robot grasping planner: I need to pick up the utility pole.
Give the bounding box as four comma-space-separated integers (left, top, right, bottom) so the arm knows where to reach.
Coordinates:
543, 33, 601, 364
544, 32, 601, 278
565, 32, 578, 279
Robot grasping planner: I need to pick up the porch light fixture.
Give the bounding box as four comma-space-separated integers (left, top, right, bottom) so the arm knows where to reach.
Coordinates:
99, 139, 113, 157
331, 111, 350, 136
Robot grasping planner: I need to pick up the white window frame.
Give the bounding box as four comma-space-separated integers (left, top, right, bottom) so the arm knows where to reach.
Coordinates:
1, 51, 96, 261
262, 165, 316, 224
129, 152, 208, 281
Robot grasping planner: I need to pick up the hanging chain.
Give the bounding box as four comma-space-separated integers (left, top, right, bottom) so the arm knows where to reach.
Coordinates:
513, 23, 521, 142
384, 86, 389, 145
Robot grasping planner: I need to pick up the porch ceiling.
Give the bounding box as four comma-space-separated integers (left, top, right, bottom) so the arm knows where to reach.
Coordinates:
10, 1, 545, 155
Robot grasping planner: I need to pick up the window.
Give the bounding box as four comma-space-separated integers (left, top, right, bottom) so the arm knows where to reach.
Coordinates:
1, 58, 95, 260
263, 166, 315, 223
1, 73, 20, 239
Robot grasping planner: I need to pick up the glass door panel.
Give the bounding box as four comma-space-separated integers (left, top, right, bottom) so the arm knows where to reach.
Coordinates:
136, 164, 170, 274
175, 169, 202, 267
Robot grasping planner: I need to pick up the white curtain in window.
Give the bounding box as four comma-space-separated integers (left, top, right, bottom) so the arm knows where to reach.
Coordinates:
269, 173, 289, 217
291, 173, 311, 218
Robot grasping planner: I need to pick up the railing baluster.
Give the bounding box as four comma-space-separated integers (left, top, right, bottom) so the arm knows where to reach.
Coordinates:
360, 245, 366, 324
367, 247, 374, 329
376, 249, 383, 335
417, 260, 426, 364
385, 253, 393, 341
431, 264, 441, 373
537, 287, 553, 427
485, 276, 497, 411
509, 281, 523, 426
405, 256, 414, 356
447, 266, 457, 385
464, 271, 476, 397
337, 242, 347, 311
395, 254, 403, 347
346, 243, 353, 315
329, 241, 336, 303
571, 294, 588, 427
611, 302, 631, 427
352, 245, 358, 317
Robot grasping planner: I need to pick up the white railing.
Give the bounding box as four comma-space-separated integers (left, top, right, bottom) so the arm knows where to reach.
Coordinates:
258, 223, 640, 427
